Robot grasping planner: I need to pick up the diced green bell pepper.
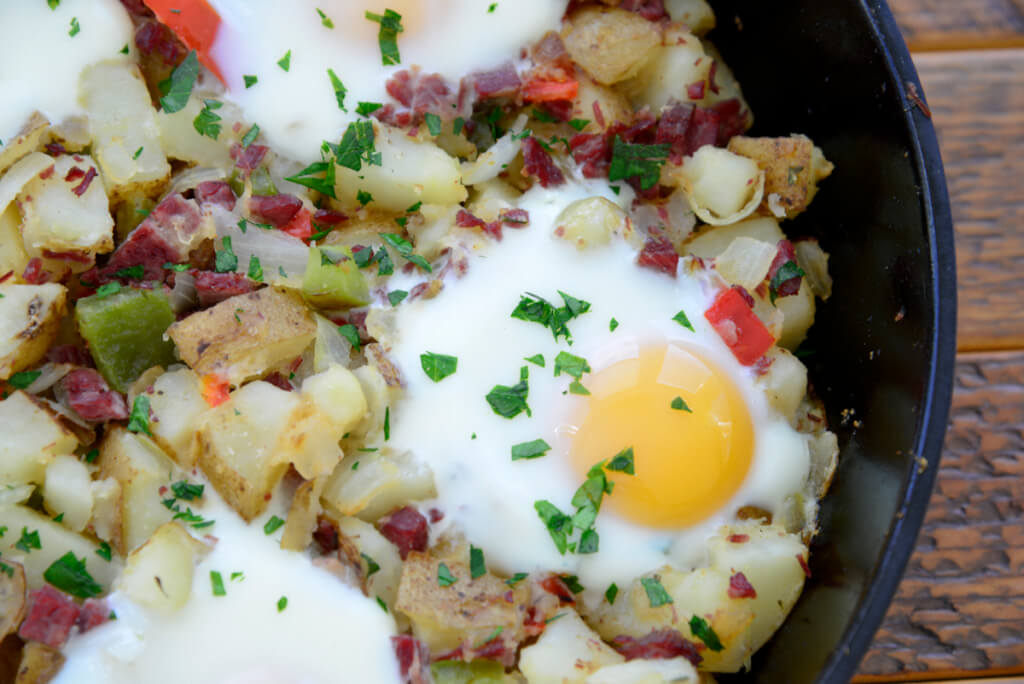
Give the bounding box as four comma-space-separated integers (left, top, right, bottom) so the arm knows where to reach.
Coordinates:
430, 660, 507, 684
302, 246, 370, 309
75, 287, 178, 391
227, 165, 277, 198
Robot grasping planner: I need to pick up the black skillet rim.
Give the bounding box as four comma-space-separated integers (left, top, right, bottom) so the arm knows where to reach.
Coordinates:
814, 1, 958, 680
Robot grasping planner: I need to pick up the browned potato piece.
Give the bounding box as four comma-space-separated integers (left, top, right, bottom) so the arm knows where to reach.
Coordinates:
396, 545, 530, 654
561, 6, 662, 85
280, 476, 326, 552
167, 287, 316, 386
727, 135, 834, 220
0, 112, 48, 176
0, 561, 26, 640
0, 284, 67, 381
14, 641, 64, 684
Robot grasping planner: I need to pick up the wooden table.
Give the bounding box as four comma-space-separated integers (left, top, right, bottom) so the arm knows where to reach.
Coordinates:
854, 1, 1024, 681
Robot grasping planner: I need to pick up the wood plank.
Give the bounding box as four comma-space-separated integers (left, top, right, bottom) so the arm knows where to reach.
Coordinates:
889, 0, 1024, 51
913, 49, 1024, 352
856, 351, 1024, 680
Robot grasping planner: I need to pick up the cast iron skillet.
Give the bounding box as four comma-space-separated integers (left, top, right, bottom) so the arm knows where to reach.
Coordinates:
706, 1, 957, 681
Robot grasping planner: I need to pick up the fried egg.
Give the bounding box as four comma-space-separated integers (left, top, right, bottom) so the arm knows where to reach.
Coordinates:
384, 179, 812, 594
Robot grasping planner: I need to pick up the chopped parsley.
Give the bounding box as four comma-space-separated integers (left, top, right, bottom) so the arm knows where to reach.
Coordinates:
362, 553, 380, 577
244, 74, 258, 89
230, 571, 244, 581
380, 233, 431, 272
672, 309, 695, 332
337, 324, 360, 351
488, 3, 498, 12
95, 282, 121, 299
96, 541, 112, 562
365, 9, 404, 65
277, 596, 288, 612
376, 596, 388, 612
83, 449, 99, 464
193, 99, 223, 140
15, 528, 41, 553
420, 352, 457, 382
316, 7, 334, 28
605, 447, 635, 474
511, 291, 590, 343
127, 396, 152, 436
671, 396, 692, 412
531, 108, 558, 123
43, 552, 102, 599
641, 577, 673, 607
52, 513, 64, 523
486, 366, 531, 419
469, 545, 486, 579
158, 50, 199, 114
356, 101, 383, 117
609, 317, 619, 331
113, 265, 144, 279
264, 516, 285, 535
7, 370, 41, 390
524, 353, 545, 367
505, 572, 528, 586
48, 0, 60, 9
170, 480, 204, 501
453, 117, 465, 135
247, 255, 264, 282
568, 118, 590, 132
171, 507, 214, 529
534, 500, 572, 555
332, 119, 380, 171
437, 562, 457, 587
605, 582, 619, 604
215, 236, 238, 273
210, 570, 226, 596
132, 146, 144, 159
277, 50, 292, 71
356, 190, 373, 206
163, 262, 190, 272
553, 351, 590, 380
689, 615, 724, 651
68, 16, 80, 36
241, 124, 260, 148
769, 260, 806, 304
424, 112, 441, 136
327, 69, 347, 111
563, 575, 585, 593
510, 439, 551, 461
384, 406, 390, 441
568, 380, 590, 396
387, 289, 408, 306
608, 136, 670, 191
285, 158, 337, 199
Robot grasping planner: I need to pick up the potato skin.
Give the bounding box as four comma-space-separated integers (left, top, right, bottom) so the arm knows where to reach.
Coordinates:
727, 135, 834, 219
0, 561, 26, 641
14, 641, 64, 684
0, 284, 67, 381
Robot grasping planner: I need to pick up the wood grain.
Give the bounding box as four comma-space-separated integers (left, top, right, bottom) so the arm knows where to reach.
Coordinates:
856, 351, 1024, 680
889, 0, 1024, 50
913, 50, 1024, 352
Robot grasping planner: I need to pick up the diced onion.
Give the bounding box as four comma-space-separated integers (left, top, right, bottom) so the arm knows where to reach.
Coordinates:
715, 236, 778, 291
0, 151, 52, 216
210, 205, 310, 282
313, 314, 353, 373
460, 114, 528, 186
23, 362, 73, 394
168, 270, 198, 313
166, 166, 227, 197
0, 483, 33, 506
794, 238, 833, 301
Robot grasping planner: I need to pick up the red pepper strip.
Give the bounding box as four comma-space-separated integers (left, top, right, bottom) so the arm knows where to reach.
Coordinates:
280, 208, 314, 242
704, 286, 775, 366
142, 0, 226, 86
521, 79, 579, 103
200, 373, 231, 407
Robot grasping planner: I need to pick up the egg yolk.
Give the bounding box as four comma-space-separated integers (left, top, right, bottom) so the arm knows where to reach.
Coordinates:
567, 344, 754, 528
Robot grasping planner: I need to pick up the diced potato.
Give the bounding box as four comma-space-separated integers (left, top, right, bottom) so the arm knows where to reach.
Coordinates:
713, 236, 777, 291
562, 6, 661, 85
118, 522, 209, 613
794, 238, 832, 301
626, 38, 710, 111
664, 0, 716, 35
571, 73, 633, 132
466, 180, 520, 224
332, 122, 467, 212
675, 146, 764, 225
587, 658, 700, 684
18, 154, 114, 261
684, 216, 784, 259
0, 504, 118, 592
322, 449, 435, 523
774, 279, 815, 350
0, 284, 67, 380
726, 136, 834, 220
303, 365, 368, 435
807, 429, 839, 500
168, 287, 316, 387
42, 455, 93, 533
14, 641, 64, 684
0, 391, 78, 486
88, 477, 122, 546
554, 197, 631, 250
156, 96, 237, 170
350, 364, 392, 442
0, 561, 26, 640
79, 61, 171, 199
0, 205, 29, 281
395, 546, 531, 653
460, 127, 527, 187
519, 609, 624, 684
336, 516, 403, 610
146, 367, 206, 468
407, 205, 459, 262
0, 152, 52, 219
756, 347, 808, 422
280, 477, 326, 552
0, 112, 49, 176
96, 427, 180, 554
195, 381, 300, 521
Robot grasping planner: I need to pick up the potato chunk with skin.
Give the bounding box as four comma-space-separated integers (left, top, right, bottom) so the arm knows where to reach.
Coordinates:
0, 391, 78, 486
395, 546, 530, 654
519, 609, 624, 684
42, 454, 94, 533
79, 61, 171, 199
18, 153, 115, 262
0, 561, 26, 640
562, 6, 662, 85
675, 146, 764, 226
727, 135, 834, 219
168, 287, 316, 387
146, 367, 206, 469
0, 284, 67, 381
118, 522, 209, 613
337, 516, 403, 610
0, 205, 30, 281
626, 38, 711, 112
554, 197, 631, 250
587, 657, 700, 684
0, 111, 48, 176
196, 381, 301, 521
322, 449, 436, 523
15, 642, 64, 684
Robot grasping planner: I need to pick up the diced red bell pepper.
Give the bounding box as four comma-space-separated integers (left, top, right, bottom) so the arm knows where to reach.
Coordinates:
704, 286, 775, 366
280, 208, 313, 242
522, 78, 579, 103
200, 373, 231, 407
142, 0, 225, 85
